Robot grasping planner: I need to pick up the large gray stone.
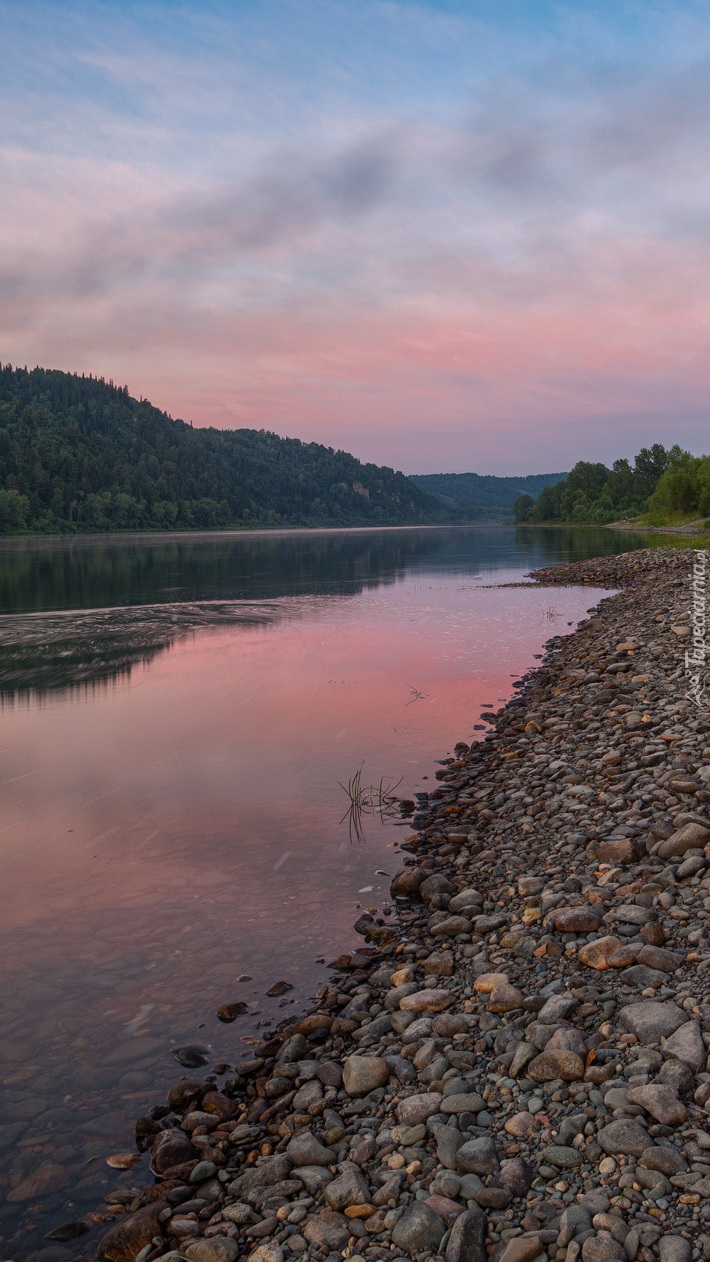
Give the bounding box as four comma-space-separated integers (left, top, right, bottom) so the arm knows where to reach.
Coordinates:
396, 1092, 443, 1126
658, 1238, 692, 1262
527, 1049, 585, 1082
323, 1162, 369, 1211
432, 1123, 465, 1170
228, 1155, 293, 1197
619, 1001, 686, 1045
537, 994, 579, 1023
661, 1021, 706, 1072
456, 1137, 499, 1176
495, 1158, 533, 1197
184, 1241, 239, 1262
625, 1084, 687, 1126
441, 1093, 486, 1115
597, 1118, 651, 1157
285, 1131, 335, 1167
657, 822, 710, 859
445, 1206, 487, 1262
580, 1239, 624, 1262
558, 1205, 593, 1247
639, 1147, 687, 1176
392, 1202, 446, 1252
302, 1213, 351, 1252
291, 1165, 335, 1195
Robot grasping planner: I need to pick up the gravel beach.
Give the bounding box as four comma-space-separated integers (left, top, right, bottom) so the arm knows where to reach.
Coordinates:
89, 546, 710, 1262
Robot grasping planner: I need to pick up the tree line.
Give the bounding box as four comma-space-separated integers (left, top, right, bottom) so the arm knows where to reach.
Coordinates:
0, 365, 444, 533
513, 444, 695, 524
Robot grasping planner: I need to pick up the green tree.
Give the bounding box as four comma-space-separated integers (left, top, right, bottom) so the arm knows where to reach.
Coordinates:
0, 488, 29, 531
514, 493, 534, 522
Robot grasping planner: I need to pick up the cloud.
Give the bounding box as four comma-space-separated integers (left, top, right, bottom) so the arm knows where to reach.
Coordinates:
3, 0, 710, 471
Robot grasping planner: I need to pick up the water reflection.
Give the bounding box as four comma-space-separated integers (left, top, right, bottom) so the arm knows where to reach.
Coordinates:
0, 523, 670, 615
0, 601, 291, 699
0, 525, 673, 702
0, 525, 667, 1257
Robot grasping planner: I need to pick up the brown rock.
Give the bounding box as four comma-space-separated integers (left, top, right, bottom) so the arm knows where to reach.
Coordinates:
98, 1203, 166, 1262
475, 1187, 512, 1209
606, 943, 641, 967
504, 1112, 538, 1137
578, 936, 623, 970
167, 1080, 204, 1111
527, 1049, 585, 1082
201, 1091, 234, 1120
473, 972, 508, 994
636, 945, 683, 973
553, 906, 604, 933
641, 921, 666, 945
432, 915, 473, 937
594, 837, 644, 864
184, 1240, 239, 1262
390, 867, 426, 898
420, 874, 458, 901
8, 1163, 70, 1202
657, 822, 710, 859
342, 1055, 390, 1097
302, 1212, 351, 1252
400, 988, 452, 1013
499, 1238, 544, 1262
397, 1092, 444, 1126
424, 1195, 466, 1225
292, 1013, 333, 1037
488, 982, 525, 1012
150, 1128, 194, 1174
433, 1012, 468, 1036
217, 1002, 248, 1022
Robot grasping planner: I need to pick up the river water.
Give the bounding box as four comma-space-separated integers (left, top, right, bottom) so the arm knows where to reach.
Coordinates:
0, 525, 667, 1258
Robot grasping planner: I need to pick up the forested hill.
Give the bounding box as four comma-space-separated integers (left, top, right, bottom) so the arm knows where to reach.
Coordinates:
0, 365, 444, 533
409, 470, 568, 517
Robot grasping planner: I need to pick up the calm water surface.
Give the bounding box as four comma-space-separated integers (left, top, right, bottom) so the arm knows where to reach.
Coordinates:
0, 525, 667, 1257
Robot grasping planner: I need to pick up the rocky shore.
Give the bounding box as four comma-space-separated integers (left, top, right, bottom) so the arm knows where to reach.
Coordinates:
92, 546, 710, 1262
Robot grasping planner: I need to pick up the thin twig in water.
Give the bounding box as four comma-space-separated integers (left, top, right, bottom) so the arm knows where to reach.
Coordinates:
406, 681, 427, 705
339, 764, 404, 842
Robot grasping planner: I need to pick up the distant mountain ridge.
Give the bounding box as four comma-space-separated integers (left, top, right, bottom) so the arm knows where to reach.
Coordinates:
409, 471, 569, 516
0, 365, 443, 533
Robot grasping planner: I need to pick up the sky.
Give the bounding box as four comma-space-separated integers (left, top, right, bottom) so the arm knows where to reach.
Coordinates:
2, 0, 710, 474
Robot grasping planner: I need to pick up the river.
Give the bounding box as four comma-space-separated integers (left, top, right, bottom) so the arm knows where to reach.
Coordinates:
0, 524, 670, 1258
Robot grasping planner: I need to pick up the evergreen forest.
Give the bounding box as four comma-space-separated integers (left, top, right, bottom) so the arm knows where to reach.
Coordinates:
409, 470, 567, 519
0, 365, 444, 533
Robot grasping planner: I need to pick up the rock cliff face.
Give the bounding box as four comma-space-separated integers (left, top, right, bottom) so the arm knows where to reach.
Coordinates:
96, 548, 710, 1262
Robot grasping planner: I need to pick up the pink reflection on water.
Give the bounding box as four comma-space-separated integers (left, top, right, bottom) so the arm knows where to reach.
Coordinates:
0, 579, 608, 1253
